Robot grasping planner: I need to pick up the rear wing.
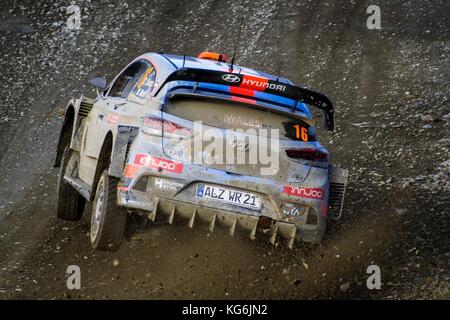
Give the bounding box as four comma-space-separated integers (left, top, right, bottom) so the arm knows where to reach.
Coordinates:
156, 68, 335, 131
166, 89, 317, 128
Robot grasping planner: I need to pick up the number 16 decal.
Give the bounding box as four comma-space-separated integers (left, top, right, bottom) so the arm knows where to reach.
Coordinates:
294, 125, 309, 142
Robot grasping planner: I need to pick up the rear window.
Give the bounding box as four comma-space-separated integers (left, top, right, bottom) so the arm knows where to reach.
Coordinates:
163, 97, 316, 142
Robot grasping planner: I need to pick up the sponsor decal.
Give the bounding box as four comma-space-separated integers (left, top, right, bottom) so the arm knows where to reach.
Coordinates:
154, 178, 184, 191
133, 66, 156, 99
283, 185, 324, 200
224, 114, 262, 128
241, 75, 286, 92
107, 113, 119, 124
134, 153, 183, 174
282, 203, 302, 216
222, 74, 241, 83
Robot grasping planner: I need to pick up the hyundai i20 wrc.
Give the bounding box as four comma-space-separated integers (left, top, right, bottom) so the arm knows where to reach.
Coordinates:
54, 51, 348, 251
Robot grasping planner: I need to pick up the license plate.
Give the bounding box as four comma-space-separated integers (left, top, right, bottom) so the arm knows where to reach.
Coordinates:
196, 184, 261, 210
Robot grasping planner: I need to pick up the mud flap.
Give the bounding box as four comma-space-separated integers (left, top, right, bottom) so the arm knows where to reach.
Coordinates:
109, 126, 139, 178
328, 165, 349, 220
54, 96, 95, 167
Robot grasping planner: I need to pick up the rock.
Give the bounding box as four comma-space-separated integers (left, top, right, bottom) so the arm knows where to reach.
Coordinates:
291, 279, 301, 286
130, 235, 142, 241
340, 282, 351, 292
420, 115, 435, 122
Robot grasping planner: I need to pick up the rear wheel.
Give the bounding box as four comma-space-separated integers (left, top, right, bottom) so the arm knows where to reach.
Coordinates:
56, 146, 85, 221
90, 169, 127, 251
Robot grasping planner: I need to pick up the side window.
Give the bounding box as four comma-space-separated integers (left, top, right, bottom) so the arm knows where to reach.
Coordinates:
108, 61, 148, 98
132, 65, 156, 100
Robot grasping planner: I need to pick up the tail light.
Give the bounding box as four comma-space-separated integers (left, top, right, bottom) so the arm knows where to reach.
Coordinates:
257, 216, 273, 229
141, 116, 192, 138
285, 148, 329, 163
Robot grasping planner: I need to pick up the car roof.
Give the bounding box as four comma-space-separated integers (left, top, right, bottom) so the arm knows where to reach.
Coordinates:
140, 52, 293, 85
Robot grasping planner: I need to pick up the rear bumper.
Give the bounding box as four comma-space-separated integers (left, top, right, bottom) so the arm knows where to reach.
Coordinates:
117, 163, 329, 246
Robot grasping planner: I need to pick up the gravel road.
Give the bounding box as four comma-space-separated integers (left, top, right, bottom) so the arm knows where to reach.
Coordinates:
0, 0, 449, 299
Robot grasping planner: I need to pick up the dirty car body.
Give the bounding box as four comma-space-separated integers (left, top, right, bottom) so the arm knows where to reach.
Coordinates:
55, 52, 348, 250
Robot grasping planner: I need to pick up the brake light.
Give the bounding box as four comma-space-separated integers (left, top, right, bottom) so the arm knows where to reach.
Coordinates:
141, 116, 192, 138
285, 148, 329, 163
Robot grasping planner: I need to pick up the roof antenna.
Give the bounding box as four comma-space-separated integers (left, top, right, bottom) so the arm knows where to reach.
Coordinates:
276, 60, 282, 82
182, 55, 186, 68
275, 36, 285, 82
229, 17, 244, 73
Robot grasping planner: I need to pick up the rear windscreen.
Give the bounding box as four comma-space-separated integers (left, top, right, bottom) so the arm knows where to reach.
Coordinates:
164, 97, 316, 142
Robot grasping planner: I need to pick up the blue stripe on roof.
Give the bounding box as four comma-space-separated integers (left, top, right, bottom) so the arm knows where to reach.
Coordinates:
197, 82, 229, 92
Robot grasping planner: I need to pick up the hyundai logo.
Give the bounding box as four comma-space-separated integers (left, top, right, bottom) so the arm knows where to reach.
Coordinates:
222, 74, 241, 83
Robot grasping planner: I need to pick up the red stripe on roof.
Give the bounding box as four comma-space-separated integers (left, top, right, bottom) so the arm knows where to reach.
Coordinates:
230, 96, 257, 105
230, 86, 255, 97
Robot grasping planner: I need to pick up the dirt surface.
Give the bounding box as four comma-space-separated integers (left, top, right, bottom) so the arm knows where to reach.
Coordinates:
0, 0, 449, 299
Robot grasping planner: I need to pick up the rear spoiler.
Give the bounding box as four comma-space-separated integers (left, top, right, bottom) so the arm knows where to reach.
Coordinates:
157, 68, 335, 131
166, 90, 317, 128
